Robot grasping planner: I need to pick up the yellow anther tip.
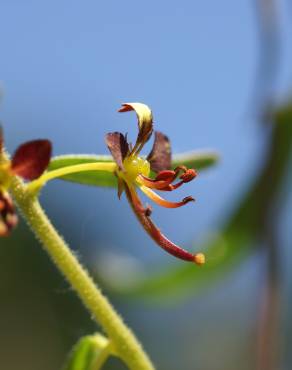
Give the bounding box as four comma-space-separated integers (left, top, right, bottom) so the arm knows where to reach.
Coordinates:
193, 253, 205, 266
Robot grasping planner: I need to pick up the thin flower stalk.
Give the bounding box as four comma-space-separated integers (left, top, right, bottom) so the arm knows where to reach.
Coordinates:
28, 162, 116, 193
1, 147, 154, 370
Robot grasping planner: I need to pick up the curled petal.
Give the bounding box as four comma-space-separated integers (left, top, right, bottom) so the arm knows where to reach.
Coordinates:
11, 140, 52, 180
124, 182, 203, 264
0, 191, 18, 236
118, 103, 153, 154
105, 132, 129, 170
139, 185, 194, 208
147, 131, 171, 173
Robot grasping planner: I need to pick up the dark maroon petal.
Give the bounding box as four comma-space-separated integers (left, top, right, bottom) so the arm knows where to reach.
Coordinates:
147, 131, 171, 173
105, 132, 129, 170
124, 182, 202, 264
0, 191, 18, 236
11, 140, 52, 180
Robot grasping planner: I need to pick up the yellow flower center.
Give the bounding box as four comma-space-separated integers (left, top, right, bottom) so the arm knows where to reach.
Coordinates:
121, 155, 150, 183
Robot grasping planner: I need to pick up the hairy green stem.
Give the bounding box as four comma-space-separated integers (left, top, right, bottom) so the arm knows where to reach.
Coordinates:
9, 175, 154, 370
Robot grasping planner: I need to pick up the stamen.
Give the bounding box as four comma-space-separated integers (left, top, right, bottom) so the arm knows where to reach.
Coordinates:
137, 174, 174, 191
167, 180, 184, 190
124, 182, 204, 264
137, 167, 196, 192
155, 170, 177, 181
139, 185, 194, 208
193, 253, 205, 265
179, 168, 197, 183
166, 167, 197, 190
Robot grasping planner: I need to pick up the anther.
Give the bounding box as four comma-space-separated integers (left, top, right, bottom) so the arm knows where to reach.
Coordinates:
180, 169, 197, 183
182, 196, 195, 204
193, 253, 205, 265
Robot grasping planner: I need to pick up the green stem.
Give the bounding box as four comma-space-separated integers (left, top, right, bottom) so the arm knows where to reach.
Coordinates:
28, 162, 116, 193
9, 175, 154, 370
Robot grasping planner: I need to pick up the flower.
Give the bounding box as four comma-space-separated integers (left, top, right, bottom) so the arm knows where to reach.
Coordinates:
105, 103, 205, 265
0, 128, 52, 236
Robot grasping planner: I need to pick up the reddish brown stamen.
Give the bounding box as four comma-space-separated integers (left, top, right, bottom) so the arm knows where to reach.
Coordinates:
155, 170, 177, 182
137, 174, 174, 191
138, 165, 197, 192
124, 183, 204, 264
180, 168, 197, 183
139, 185, 195, 208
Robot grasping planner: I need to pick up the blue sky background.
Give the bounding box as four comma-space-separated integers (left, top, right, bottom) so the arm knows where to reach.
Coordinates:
1, 1, 291, 370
